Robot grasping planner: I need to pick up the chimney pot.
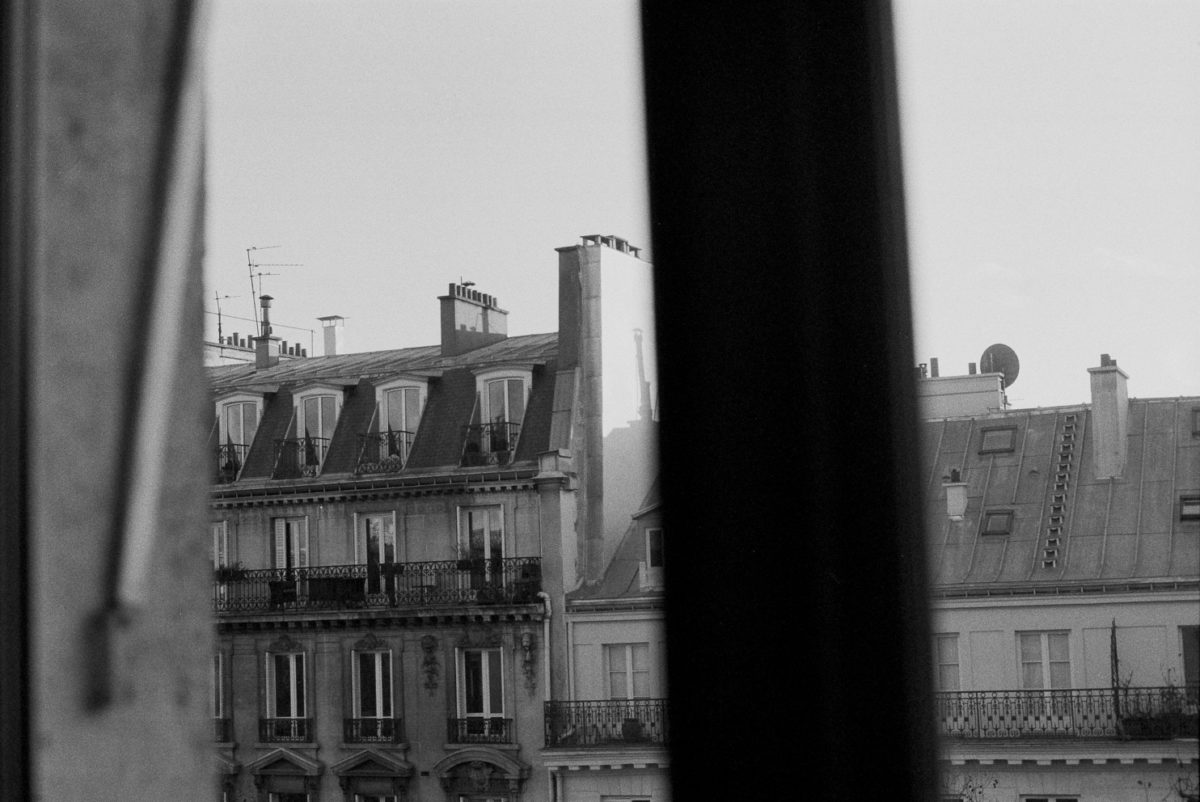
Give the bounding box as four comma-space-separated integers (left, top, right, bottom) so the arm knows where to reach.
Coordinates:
968, 362, 977, 375
930, 357, 940, 378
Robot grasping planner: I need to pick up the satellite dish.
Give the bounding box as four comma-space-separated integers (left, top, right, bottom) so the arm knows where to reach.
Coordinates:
980, 343, 1020, 388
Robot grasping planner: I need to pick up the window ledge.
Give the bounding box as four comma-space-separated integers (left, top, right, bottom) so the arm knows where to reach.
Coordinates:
442, 742, 520, 752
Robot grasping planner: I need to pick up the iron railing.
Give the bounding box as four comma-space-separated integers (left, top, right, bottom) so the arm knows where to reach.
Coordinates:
259, 717, 312, 743
213, 557, 542, 613
273, 437, 330, 479
344, 717, 404, 744
544, 699, 669, 748
935, 686, 1199, 740
461, 422, 521, 466
213, 717, 232, 742
215, 443, 250, 483
356, 431, 415, 474
447, 717, 513, 744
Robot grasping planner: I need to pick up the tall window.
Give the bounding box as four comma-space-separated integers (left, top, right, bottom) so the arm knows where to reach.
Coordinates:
486, 378, 526, 425
265, 651, 307, 742
458, 507, 504, 563
605, 643, 650, 700
273, 517, 309, 570
933, 634, 960, 692
222, 400, 258, 449
361, 514, 397, 595
355, 650, 393, 721
1018, 631, 1070, 690
383, 386, 422, 435
646, 528, 664, 569
212, 521, 229, 569
295, 390, 339, 472
212, 653, 224, 719
458, 648, 504, 723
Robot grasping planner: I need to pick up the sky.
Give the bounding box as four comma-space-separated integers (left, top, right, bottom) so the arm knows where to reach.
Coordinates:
205, 1, 1199, 409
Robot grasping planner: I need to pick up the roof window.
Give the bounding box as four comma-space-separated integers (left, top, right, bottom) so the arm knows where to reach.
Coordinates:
982, 510, 1013, 536
1182, 496, 1200, 521
979, 426, 1017, 454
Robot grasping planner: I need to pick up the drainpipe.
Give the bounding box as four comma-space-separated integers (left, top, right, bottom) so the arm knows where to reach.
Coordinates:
536, 591, 552, 694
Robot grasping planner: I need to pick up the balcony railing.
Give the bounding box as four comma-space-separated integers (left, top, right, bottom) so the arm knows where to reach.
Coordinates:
544, 699, 669, 748
447, 717, 513, 744
461, 422, 521, 466
344, 717, 405, 744
213, 717, 232, 742
213, 557, 542, 614
273, 436, 330, 479
259, 717, 312, 742
936, 686, 1199, 740
215, 443, 250, 483
356, 431, 415, 474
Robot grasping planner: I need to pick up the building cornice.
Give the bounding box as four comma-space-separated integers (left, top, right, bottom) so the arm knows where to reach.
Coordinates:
209, 467, 540, 508
931, 579, 1200, 603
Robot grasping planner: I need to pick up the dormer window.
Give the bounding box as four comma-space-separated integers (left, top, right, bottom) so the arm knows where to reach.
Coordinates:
276, 384, 343, 478
646, 528, 664, 569
464, 367, 532, 466
215, 393, 262, 482
358, 378, 427, 474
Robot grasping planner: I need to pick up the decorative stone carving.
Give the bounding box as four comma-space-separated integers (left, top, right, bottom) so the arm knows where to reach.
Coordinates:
355, 631, 384, 651
467, 761, 494, 792
267, 632, 302, 653
520, 632, 536, 694
420, 634, 439, 695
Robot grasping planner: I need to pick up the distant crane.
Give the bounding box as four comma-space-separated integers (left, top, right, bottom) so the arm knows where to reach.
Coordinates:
245, 245, 302, 330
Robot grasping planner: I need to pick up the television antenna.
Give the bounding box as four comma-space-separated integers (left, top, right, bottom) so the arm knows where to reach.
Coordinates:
212, 292, 239, 341
245, 245, 303, 330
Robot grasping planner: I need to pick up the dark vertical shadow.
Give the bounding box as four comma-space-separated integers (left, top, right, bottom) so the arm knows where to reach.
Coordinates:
641, 3, 937, 797
0, 0, 31, 797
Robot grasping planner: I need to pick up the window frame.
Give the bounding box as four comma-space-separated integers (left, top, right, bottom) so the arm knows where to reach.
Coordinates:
456, 647, 505, 720
215, 391, 263, 447
645, 527, 664, 569
472, 366, 533, 425
457, 505, 505, 563
272, 516, 310, 570
292, 383, 343, 472
981, 509, 1013, 536
978, 425, 1017, 454
1017, 630, 1071, 690
212, 651, 225, 720
1181, 495, 1200, 521
265, 650, 308, 720
933, 633, 960, 692
604, 642, 651, 700
374, 376, 427, 434
351, 646, 394, 720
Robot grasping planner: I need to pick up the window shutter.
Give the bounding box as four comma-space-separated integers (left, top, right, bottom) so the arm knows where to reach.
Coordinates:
273, 519, 286, 569
264, 652, 274, 717
297, 519, 309, 568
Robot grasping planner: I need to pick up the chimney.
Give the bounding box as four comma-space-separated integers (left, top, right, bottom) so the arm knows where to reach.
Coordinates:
930, 357, 940, 378
253, 295, 281, 370
1088, 353, 1129, 479
438, 283, 508, 356
318, 315, 345, 356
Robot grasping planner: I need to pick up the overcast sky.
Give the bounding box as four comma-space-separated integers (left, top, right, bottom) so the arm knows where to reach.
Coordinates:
205, 1, 1199, 408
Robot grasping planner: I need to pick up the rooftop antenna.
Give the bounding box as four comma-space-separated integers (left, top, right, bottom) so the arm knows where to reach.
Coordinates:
212, 292, 239, 341
245, 245, 302, 329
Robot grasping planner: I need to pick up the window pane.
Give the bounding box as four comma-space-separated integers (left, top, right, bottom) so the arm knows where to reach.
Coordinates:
1047, 632, 1069, 662
938, 664, 960, 692
404, 387, 420, 430
241, 402, 257, 445
507, 379, 524, 423
936, 635, 958, 665
489, 380, 505, 423
647, 529, 663, 567
487, 650, 502, 715
382, 518, 395, 564
303, 397, 319, 436
1019, 633, 1041, 663
275, 654, 292, 717
379, 652, 391, 716
464, 651, 483, 714
320, 396, 335, 439
294, 655, 305, 716
359, 653, 376, 717
1049, 661, 1070, 689
488, 508, 502, 560
1022, 663, 1044, 690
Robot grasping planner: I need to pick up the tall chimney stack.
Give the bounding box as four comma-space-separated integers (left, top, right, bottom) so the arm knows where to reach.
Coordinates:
438, 283, 508, 356
253, 295, 281, 370
1088, 353, 1129, 479
318, 315, 345, 356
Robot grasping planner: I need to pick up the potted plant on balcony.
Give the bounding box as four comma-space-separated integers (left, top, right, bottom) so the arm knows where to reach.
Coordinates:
213, 562, 244, 583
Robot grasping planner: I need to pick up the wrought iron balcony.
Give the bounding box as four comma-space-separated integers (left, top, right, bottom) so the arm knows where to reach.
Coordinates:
214, 717, 232, 742
259, 717, 312, 743
344, 717, 405, 744
215, 443, 250, 483
213, 557, 542, 614
935, 686, 1199, 740
273, 436, 330, 479
461, 422, 521, 466
447, 717, 513, 744
356, 430, 415, 474
544, 699, 669, 748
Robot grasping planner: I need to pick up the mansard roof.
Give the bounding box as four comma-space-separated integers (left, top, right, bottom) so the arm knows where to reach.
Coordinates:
922, 397, 1200, 590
